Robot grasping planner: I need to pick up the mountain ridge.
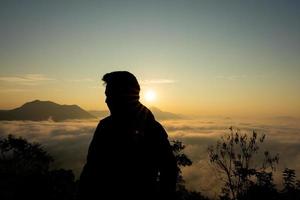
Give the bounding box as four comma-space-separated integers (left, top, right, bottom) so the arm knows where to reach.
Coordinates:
88, 106, 182, 120
0, 100, 96, 122
0, 100, 182, 121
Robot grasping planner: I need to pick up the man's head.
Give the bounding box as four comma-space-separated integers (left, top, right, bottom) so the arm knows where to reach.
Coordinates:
102, 71, 140, 113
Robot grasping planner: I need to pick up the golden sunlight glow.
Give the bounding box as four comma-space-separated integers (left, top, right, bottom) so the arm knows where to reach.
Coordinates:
144, 90, 156, 102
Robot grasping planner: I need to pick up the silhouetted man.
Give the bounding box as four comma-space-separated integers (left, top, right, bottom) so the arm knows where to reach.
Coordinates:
78, 71, 177, 200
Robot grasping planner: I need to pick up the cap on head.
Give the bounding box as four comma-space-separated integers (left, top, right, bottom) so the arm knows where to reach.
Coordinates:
102, 71, 140, 100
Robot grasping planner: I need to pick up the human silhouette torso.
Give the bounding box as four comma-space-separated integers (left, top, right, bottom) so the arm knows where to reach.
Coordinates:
78, 103, 177, 200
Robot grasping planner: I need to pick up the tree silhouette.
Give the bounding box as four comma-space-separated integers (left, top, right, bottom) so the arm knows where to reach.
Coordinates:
281, 168, 300, 200
208, 127, 279, 200
283, 168, 296, 191
171, 140, 192, 184
0, 134, 76, 200
0, 134, 53, 174
0, 134, 53, 200
241, 171, 278, 200
171, 140, 209, 200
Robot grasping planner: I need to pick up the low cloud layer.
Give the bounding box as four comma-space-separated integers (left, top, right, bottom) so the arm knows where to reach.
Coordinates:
0, 119, 98, 176
1, 117, 299, 197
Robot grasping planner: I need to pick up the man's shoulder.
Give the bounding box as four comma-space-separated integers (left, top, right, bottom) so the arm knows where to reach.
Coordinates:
145, 118, 168, 138
99, 115, 112, 124
147, 118, 163, 129
96, 116, 112, 129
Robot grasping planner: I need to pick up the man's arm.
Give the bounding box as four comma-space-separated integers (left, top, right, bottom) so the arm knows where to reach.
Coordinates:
77, 121, 103, 199
154, 122, 178, 198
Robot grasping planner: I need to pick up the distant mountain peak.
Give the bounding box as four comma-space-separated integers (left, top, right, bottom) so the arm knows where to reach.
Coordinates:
31, 99, 41, 103
22, 99, 58, 106
0, 100, 96, 122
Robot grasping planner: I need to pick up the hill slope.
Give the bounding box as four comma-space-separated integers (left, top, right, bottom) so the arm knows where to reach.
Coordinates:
0, 100, 96, 121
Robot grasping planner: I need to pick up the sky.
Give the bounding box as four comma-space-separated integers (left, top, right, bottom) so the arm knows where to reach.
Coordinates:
0, 0, 300, 117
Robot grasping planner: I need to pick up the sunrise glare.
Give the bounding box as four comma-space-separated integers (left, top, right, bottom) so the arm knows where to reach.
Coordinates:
144, 90, 156, 102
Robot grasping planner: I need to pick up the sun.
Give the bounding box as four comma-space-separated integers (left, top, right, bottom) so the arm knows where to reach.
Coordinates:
144, 90, 156, 102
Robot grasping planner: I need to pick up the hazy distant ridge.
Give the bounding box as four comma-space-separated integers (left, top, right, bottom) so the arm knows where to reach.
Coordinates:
0, 100, 96, 121
88, 106, 182, 120
149, 107, 183, 120
0, 100, 182, 122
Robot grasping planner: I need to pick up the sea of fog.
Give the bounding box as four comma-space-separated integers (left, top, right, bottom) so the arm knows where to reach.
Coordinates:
1, 117, 299, 198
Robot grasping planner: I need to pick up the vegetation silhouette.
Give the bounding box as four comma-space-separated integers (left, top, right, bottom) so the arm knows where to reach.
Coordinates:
208, 127, 300, 200
0, 135, 76, 200
281, 168, 300, 200
172, 140, 209, 200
